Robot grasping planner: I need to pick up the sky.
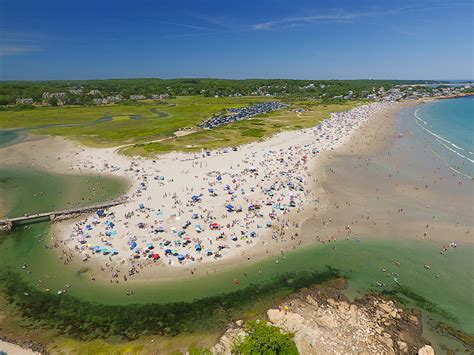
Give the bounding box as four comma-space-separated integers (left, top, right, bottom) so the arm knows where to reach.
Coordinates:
0, 0, 472, 80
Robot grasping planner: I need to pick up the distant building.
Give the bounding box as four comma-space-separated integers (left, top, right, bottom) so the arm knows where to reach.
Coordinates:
87, 90, 101, 96
151, 93, 170, 100
105, 94, 123, 103
16, 98, 34, 105
69, 89, 83, 95
130, 95, 147, 100
93, 98, 106, 105
42, 92, 66, 99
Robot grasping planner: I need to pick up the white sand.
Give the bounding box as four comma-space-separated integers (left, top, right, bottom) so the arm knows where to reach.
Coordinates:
0, 341, 39, 355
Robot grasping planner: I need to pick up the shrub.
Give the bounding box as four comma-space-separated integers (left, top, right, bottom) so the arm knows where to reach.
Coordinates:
232, 320, 298, 355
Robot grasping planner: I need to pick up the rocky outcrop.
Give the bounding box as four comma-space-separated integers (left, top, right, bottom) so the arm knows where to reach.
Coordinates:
210, 322, 246, 355
212, 280, 435, 354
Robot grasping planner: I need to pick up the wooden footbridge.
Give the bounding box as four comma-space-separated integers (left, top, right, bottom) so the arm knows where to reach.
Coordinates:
0, 197, 128, 231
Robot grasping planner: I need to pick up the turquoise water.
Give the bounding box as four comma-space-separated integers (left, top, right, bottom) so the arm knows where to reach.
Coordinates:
0, 129, 26, 148
413, 96, 474, 178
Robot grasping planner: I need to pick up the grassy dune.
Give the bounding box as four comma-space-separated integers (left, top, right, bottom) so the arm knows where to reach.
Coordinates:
123, 101, 357, 156
0, 96, 357, 154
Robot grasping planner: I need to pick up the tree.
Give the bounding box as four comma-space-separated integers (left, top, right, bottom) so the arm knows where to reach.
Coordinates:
232, 320, 299, 355
48, 97, 58, 106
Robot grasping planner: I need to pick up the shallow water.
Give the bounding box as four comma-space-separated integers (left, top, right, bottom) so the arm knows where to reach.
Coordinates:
413, 96, 473, 177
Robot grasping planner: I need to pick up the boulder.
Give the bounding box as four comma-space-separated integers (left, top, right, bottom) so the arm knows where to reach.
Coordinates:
418, 345, 435, 355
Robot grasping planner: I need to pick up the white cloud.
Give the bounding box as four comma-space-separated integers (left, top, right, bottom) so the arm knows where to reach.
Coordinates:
0, 29, 45, 56
0, 45, 42, 56
252, 2, 473, 30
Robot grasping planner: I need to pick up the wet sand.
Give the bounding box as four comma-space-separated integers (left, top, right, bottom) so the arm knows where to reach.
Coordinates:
300, 102, 473, 250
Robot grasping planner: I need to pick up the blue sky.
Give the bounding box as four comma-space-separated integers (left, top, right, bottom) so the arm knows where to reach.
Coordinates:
0, 0, 472, 80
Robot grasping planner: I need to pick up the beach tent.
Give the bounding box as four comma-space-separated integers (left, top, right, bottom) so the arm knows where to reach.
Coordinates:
210, 223, 220, 230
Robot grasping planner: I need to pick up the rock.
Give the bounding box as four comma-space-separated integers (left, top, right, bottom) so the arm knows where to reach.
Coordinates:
305, 295, 319, 308
213, 287, 430, 355
409, 315, 420, 326
316, 315, 336, 330
418, 345, 435, 355
379, 302, 394, 314
267, 309, 285, 324
397, 340, 408, 353
338, 301, 350, 312
327, 298, 337, 307
235, 319, 243, 327
211, 327, 246, 355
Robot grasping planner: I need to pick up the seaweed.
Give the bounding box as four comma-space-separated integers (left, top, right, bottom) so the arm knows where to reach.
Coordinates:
0, 268, 340, 340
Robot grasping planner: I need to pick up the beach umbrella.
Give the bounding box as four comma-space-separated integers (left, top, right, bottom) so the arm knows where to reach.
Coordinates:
152, 253, 160, 260
130, 241, 138, 249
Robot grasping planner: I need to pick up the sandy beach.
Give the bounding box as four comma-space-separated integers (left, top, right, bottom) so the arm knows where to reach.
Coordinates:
1, 100, 471, 285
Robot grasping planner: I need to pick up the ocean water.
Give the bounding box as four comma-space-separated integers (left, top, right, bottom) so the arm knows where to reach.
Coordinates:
412, 96, 474, 178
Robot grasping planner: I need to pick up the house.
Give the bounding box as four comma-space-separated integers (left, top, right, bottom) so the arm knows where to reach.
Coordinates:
151, 93, 170, 100
42, 92, 66, 99
69, 89, 83, 95
105, 94, 123, 103
130, 95, 147, 100
87, 90, 101, 96
16, 98, 34, 105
